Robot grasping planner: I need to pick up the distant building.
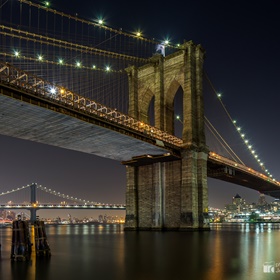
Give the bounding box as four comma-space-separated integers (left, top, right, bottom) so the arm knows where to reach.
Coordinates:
232, 194, 242, 205
257, 193, 271, 213
98, 215, 103, 223
258, 193, 267, 205
225, 194, 247, 213
225, 203, 238, 212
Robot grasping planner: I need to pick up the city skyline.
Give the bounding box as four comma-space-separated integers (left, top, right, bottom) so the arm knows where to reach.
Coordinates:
0, 0, 280, 219
0, 174, 276, 220
0, 187, 275, 221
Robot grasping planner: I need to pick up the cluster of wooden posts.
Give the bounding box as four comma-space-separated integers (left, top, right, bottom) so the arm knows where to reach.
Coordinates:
10, 217, 51, 261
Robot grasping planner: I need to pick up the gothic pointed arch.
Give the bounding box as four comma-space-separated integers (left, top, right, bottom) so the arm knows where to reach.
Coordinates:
165, 79, 183, 134
138, 88, 154, 124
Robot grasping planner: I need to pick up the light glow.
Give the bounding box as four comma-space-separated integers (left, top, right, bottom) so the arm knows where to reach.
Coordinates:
14, 50, 20, 57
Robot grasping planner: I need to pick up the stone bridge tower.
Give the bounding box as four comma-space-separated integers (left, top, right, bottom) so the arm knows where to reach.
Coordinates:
124, 41, 209, 231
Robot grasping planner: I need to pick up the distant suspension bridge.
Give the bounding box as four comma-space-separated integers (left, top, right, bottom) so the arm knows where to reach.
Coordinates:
0, 183, 126, 212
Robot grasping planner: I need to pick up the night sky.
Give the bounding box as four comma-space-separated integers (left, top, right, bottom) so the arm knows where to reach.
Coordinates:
0, 0, 279, 219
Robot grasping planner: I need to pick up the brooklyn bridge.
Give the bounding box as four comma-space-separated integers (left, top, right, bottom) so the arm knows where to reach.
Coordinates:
0, 0, 279, 231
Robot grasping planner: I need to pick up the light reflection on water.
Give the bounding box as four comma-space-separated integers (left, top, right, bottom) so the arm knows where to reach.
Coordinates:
1, 223, 280, 280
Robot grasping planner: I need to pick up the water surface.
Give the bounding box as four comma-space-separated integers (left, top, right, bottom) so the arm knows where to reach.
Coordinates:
1, 223, 280, 280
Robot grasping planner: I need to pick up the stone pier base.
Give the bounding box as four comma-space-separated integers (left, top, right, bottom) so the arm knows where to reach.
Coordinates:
124, 150, 209, 231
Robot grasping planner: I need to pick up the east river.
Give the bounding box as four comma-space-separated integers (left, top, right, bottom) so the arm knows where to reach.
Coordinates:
1, 223, 280, 280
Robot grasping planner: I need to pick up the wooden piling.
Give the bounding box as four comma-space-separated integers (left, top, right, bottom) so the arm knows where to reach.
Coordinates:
34, 220, 51, 257
10, 219, 32, 261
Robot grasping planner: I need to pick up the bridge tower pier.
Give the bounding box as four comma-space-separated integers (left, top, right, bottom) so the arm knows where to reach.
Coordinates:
124, 41, 209, 231
30, 183, 37, 224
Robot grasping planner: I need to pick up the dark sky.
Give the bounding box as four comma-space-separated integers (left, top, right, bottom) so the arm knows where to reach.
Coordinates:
0, 0, 280, 218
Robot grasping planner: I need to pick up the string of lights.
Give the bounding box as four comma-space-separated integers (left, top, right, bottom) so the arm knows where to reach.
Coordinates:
0, 25, 149, 63
204, 71, 277, 182
0, 52, 124, 73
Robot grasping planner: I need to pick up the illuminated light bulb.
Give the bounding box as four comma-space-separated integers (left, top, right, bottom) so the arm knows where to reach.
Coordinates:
241, 134, 245, 137
38, 55, 43, 61
58, 59, 63, 64
136, 32, 141, 37
217, 93, 222, 98
92, 65, 96, 69
98, 19, 104, 25
45, 1, 50, 6
248, 145, 252, 149
105, 66, 110, 71
245, 140, 249, 143
237, 127, 241, 131
50, 88, 56, 94
164, 40, 169, 45
233, 120, 237, 124
76, 61, 81, 67
176, 115, 180, 119
252, 150, 255, 154
14, 50, 20, 57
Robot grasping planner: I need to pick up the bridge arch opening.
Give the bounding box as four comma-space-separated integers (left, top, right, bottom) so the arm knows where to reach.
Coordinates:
138, 88, 154, 124
165, 79, 183, 138
173, 87, 183, 138
148, 96, 155, 126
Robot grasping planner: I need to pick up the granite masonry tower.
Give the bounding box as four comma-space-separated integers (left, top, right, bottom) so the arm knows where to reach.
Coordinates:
124, 41, 209, 231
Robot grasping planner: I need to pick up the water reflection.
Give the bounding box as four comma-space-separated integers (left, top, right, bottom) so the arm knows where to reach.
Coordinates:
47, 223, 123, 236
1, 223, 280, 279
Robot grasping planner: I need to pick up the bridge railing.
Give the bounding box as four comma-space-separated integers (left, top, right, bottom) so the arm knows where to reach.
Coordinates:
209, 152, 280, 186
0, 62, 183, 147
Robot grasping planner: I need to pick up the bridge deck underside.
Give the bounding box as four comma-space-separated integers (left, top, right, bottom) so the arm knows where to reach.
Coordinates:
1, 85, 280, 198
208, 160, 280, 198
0, 91, 171, 162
